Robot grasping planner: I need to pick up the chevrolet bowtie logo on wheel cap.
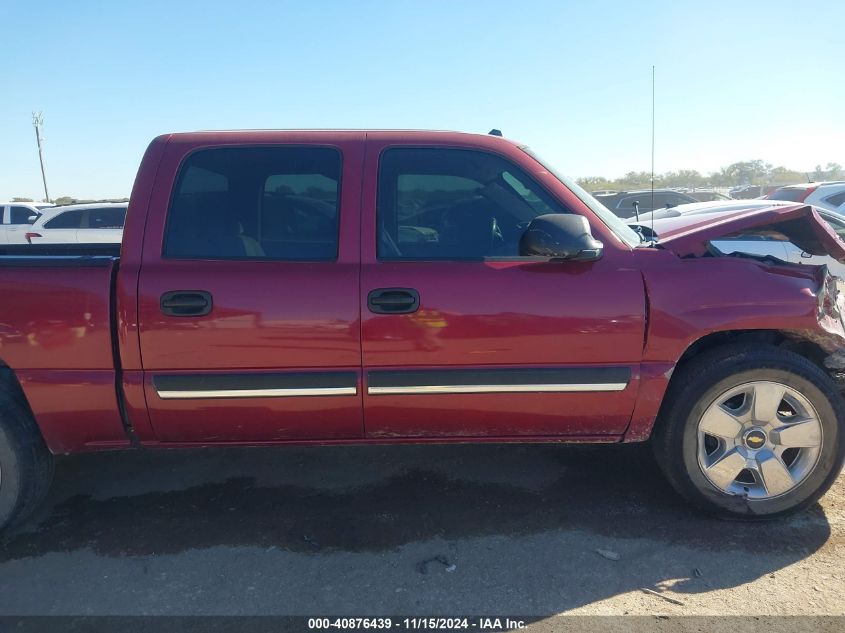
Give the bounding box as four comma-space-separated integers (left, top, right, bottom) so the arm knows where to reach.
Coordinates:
744, 429, 767, 449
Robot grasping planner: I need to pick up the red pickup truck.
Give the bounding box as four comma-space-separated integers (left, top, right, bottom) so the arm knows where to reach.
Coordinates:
2, 130, 845, 528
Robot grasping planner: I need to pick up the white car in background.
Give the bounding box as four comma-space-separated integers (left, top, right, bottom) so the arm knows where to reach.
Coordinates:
626, 199, 795, 224
21, 202, 127, 245
0, 201, 54, 243
766, 181, 845, 214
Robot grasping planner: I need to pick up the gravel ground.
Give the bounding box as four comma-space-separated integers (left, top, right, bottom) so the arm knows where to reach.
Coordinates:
0, 442, 842, 617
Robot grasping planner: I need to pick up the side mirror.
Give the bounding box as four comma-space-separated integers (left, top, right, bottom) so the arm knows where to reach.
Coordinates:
27, 215, 39, 224
519, 214, 603, 262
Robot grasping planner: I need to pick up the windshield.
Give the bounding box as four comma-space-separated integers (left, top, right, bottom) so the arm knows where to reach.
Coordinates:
520, 148, 642, 248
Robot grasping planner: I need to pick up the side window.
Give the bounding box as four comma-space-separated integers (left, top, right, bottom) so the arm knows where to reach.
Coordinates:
10, 206, 38, 224
656, 193, 681, 208
615, 196, 639, 213
823, 191, 845, 209
823, 215, 845, 241
44, 210, 84, 229
378, 148, 568, 260
165, 146, 341, 260
88, 207, 127, 229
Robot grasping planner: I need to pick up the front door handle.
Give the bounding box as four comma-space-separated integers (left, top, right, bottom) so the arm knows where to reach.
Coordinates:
367, 288, 420, 314
160, 291, 213, 317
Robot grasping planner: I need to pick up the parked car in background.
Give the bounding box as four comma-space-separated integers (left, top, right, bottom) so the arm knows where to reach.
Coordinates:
625, 198, 794, 224
594, 189, 699, 217
729, 184, 781, 199
20, 202, 127, 244
0, 201, 54, 243
729, 184, 762, 199
686, 189, 732, 202
765, 182, 845, 214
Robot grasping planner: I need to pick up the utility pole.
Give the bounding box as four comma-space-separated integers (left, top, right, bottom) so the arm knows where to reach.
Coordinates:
32, 112, 51, 203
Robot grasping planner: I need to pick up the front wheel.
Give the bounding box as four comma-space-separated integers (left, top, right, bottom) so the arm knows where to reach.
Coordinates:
653, 345, 845, 518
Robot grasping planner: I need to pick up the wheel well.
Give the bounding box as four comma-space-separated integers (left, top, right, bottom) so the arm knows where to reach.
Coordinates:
640, 329, 837, 443
0, 364, 42, 433
675, 329, 832, 382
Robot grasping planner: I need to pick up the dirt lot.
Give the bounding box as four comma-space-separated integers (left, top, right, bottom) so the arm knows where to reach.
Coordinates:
0, 442, 842, 617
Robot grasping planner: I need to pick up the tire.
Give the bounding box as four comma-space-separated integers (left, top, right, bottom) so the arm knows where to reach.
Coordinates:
0, 374, 55, 532
653, 344, 845, 519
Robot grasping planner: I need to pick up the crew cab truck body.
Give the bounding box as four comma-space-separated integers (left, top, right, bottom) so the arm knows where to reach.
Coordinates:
1, 130, 845, 527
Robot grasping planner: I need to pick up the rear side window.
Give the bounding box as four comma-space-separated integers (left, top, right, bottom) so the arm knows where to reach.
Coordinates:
378, 148, 567, 260
44, 210, 84, 229
88, 207, 126, 229
9, 206, 37, 224
165, 146, 341, 260
823, 190, 845, 208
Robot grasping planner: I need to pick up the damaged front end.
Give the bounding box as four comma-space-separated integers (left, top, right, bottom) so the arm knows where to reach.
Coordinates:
812, 268, 845, 372
649, 203, 845, 385
653, 204, 845, 262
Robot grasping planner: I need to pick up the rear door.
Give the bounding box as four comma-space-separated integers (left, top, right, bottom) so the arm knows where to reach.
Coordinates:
360, 137, 645, 439
137, 135, 365, 442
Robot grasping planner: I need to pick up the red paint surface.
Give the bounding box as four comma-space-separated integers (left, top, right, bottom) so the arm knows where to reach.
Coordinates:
16, 370, 129, 453
1, 130, 843, 453
0, 265, 115, 370
143, 372, 363, 442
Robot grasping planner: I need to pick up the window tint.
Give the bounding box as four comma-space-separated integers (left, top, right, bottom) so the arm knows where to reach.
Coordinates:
378, 148, 568, 260
616, 196, 641, 212
44, 210, 84, 229
823, 190, 845, 208
88, 207, 126, 229
165, 146, 341, 260
10, 206, 37, 224
614, 192, 688, 214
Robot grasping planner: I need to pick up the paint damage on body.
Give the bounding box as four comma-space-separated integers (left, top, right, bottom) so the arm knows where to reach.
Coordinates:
649, 203, 845, 383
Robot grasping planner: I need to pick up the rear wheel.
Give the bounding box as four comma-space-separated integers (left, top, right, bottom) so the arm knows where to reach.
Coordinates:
653, 345, 845, 518
0, 380, 54, 531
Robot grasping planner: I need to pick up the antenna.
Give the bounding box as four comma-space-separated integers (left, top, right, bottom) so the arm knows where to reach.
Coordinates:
32, 112, 51, 203
650, 65, 655, 241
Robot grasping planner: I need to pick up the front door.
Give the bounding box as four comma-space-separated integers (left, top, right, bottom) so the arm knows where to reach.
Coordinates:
137, 135, 365, 442
360, 138, 645, 438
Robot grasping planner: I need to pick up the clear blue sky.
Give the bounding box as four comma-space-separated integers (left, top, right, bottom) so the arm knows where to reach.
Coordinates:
2, 0, 843, 200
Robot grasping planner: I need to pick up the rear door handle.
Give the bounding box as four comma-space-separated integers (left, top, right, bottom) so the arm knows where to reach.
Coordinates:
367, 288, 420, 314
160, 291, 213, 317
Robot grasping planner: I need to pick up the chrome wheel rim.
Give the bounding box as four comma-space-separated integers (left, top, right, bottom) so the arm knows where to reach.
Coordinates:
697, 381, 823, 499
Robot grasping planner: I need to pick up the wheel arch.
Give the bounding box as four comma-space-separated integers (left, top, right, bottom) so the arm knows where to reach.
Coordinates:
0, 361, 44, 441
627, 328, 842, 443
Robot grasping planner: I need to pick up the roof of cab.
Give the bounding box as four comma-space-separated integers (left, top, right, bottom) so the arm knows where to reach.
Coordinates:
161, 129, 524, 147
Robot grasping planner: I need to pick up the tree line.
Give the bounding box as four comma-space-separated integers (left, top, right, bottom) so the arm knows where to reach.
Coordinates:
10, 196, 129, 205
10, 160, 843, 200
577, 161, 843, 192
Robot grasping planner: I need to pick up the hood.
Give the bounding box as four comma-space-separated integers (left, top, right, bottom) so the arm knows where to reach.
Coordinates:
642, 204, 845, 262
